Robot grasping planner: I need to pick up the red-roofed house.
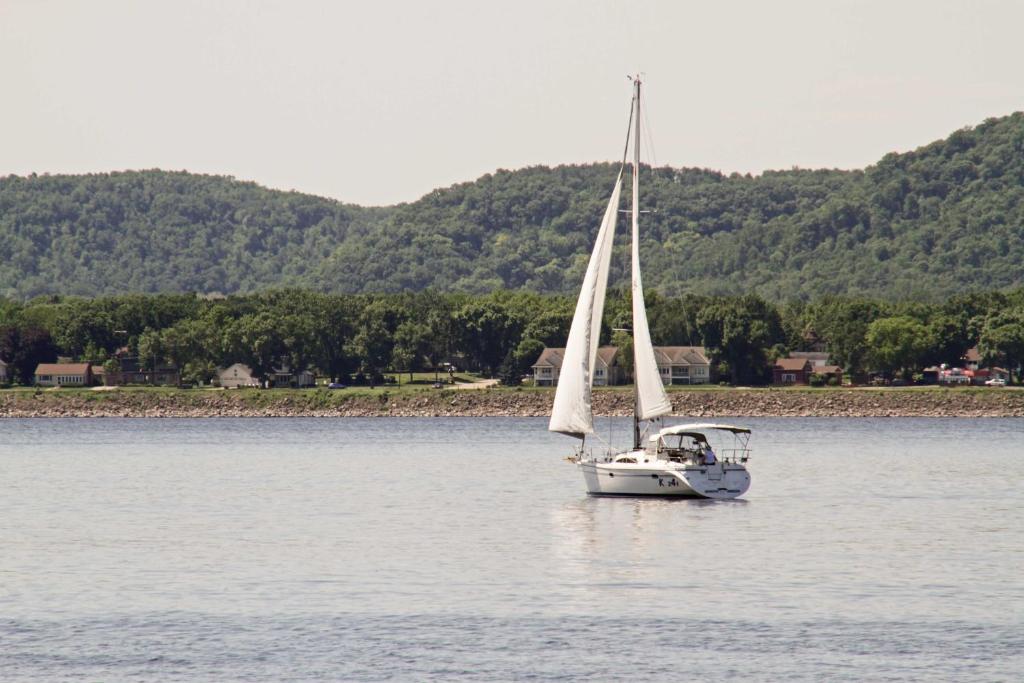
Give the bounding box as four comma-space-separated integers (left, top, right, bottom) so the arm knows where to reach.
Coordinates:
773, 358, 813, 385
788, 351, 832, 368
817, 365, 844, 384
963, 347, 982, 371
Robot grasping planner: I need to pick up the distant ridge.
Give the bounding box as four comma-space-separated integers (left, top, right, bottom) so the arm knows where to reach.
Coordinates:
2, 112, 1023, 300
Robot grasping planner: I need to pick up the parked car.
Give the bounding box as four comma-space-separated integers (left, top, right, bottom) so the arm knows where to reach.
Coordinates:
984, 378, 1007, 387
327, 382, 348, 389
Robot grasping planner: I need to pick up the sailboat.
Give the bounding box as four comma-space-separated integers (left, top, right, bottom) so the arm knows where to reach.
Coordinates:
549, 75, 752, 499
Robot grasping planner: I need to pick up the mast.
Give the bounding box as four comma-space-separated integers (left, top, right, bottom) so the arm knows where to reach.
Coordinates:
628, 74, 672, 448
632, 75, 642, 450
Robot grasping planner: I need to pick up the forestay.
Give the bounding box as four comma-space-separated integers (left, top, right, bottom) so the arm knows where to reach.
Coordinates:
548, 173, 623, 437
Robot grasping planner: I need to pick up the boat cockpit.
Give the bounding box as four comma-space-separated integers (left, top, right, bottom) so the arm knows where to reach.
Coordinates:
647, 423, 752, 465
653, 433, 709, 463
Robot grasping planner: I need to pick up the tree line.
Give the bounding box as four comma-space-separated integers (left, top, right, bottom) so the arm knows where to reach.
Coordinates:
1, 289, 1022, 387
2, 112, 1023, 301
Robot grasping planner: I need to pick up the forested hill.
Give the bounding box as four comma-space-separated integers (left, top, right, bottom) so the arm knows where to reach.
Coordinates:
2, 112, 1024, 300
0, 172, 391, 297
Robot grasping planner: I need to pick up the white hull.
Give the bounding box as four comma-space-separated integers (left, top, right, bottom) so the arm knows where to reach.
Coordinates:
578, 459, 750, 500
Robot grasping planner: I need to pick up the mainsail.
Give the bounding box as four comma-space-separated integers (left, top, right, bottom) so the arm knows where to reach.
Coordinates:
629, 82, 672, 421
548, 172, 624, 437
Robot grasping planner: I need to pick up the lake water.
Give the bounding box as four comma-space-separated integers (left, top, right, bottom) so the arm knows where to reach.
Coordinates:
0, 417, 1021, 681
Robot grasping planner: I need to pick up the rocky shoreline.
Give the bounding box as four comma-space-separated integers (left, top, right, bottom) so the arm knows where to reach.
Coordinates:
1, 387, 1023, 418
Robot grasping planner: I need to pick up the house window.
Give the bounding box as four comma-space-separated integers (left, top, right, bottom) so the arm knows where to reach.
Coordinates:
541, 368, 551, 375
660, 367, 668, 374
595, 369, 604, 376
782, 373, 796, 383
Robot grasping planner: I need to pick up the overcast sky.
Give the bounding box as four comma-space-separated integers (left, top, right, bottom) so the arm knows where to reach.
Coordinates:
3, 0, 1022, 206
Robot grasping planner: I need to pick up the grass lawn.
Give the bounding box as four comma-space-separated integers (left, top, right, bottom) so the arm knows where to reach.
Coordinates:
1, 383, 1016, 402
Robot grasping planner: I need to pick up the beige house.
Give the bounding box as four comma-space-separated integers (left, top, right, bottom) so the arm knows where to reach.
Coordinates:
533, 345, 711, 386
532, 346, 620, 386
653, 346, 712, 385
531, 348, 562, 386
217, 363, 260, 388
35, 363, 92, 387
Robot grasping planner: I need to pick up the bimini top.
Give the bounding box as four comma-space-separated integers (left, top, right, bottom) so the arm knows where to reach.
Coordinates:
649, 423, 752, 442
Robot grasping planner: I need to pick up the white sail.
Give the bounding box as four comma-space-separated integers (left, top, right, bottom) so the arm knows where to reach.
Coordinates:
630, 84, 672, 421
548, 172, 623, 437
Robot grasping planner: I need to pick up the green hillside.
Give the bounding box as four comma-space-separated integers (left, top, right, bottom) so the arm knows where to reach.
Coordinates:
2, 113, 1023, 300
0, 171, 390, 297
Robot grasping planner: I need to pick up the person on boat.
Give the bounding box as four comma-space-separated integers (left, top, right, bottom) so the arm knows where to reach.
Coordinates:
703, 444, 717, 465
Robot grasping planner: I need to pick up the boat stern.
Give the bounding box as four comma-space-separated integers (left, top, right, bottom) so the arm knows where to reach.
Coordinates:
676, 463, 751, 499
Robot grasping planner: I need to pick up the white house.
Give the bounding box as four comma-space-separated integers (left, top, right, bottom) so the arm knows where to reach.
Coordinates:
217, 363, 260, 388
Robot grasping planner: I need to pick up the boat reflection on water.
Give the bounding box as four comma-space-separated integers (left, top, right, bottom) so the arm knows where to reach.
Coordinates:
549, 495, 750, 598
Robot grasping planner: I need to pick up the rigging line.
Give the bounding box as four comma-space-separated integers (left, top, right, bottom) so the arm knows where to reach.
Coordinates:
640, 89, 658, 168
621, 88, 636, 168
590, 427, 615, 454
